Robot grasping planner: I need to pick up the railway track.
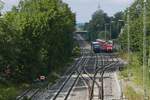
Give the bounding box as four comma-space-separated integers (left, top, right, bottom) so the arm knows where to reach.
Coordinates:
51, 34, 122, 100
78, 52, 116, 100
76, 51, 100, 99
16, 58, 82, 100
16, 88, 40, 100
99, 53, 120, 100
16, 49, 85, 100
16, 48, 87, 100
17, 34, 122, 100
88, 53, 120, 100
17, 51, 121, 100
50, 49, 90, 100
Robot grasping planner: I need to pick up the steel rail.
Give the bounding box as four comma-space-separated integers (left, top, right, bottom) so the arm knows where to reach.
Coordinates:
100, 55, 119, 100
82, 52, 102, 100
16, 51, 86, 100
64, 72, 81, 100
90, 53, 99, 100
52, 57, 85, 100
16, 89, 32, 100
89, 53, 118, 100
83, 52, 100, 88
16, 88, 40, 100
63, 49, 90, 100
78, 53, 92, 92
89, 53, 115, 100
52, 48, 89, 100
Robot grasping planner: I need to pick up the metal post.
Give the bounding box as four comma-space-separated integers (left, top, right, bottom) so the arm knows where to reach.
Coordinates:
149, 56, 150, 99
120, 79, 123, 100
105, 24, 107, 41
117, 22, 119, 37
101, 75, 104, 100
143, 0, 147, 99
127, 8, 130, 78
110, 23, 112, 40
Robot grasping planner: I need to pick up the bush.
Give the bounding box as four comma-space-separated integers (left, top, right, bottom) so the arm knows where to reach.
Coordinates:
72, 46, 80, 57
0, 85, 19, 100
0, 0, 75, 83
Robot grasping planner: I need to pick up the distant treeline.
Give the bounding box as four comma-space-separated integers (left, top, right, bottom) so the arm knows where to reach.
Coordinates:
83, 9, 124, 41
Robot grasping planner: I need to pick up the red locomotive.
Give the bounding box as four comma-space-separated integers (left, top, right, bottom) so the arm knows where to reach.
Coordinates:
96, 39, 113, 52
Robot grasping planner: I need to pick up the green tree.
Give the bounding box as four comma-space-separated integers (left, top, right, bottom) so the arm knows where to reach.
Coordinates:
87, 9, 110, 41
0, 0, 75, 83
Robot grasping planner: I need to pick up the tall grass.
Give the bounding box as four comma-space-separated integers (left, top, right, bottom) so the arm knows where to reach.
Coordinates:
119, 52, 150, 98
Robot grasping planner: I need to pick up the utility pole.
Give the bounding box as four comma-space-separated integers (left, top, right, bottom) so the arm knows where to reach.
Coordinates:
143, 0, 147, 99
127, 7, 130, 78
110, 23, 112, 40
105, 24, 107, 41
109, 21, 114, 40
148, 48, 150, 99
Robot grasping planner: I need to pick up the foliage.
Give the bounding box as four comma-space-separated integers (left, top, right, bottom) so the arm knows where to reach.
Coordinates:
76, 23, 85, 31
118, 0, 150, 96
124, 86, 143, 100
111, 12, 124, 38
0, 0, 75, 83
97, 31, 110, 40
72, 46, 80, 57
84, 9, 124, 41
118, 1, 150, 88
87, 9, 110, 41
0, 84, 21, 100
119, 0, 150, 52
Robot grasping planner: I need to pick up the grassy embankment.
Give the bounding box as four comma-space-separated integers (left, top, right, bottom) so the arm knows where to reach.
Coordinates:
0, 63, 72, 100
119, 51, 150, 100
0, 83, 31, 100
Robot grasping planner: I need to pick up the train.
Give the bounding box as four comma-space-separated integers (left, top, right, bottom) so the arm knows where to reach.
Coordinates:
91, 42, 101, 53
91, 39, 113, 53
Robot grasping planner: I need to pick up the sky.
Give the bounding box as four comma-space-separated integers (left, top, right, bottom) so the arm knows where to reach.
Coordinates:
1, 0, 134, 23
1, 0, 20, 11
